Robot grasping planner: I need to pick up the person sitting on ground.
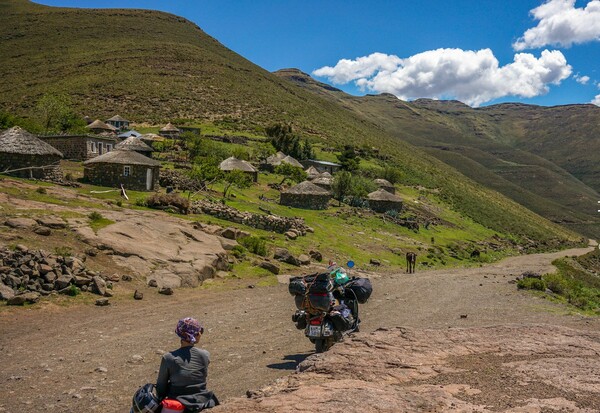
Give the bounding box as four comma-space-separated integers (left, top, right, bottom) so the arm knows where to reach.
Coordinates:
156, 317, 219, 412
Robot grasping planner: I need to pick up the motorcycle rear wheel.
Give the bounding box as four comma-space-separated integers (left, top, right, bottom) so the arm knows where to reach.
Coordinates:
315, 337, 334, 353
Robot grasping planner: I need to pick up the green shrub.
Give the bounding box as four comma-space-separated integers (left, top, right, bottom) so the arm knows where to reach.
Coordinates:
54, 246, 73, 257
517, 277, 546, 291
36, 187, 47, 194
231, 245, 246, 259
239, 236, 267, 257
66, 284, 80, 296
88, 211, 103, 222
135, 197, 147, 207
116, 200, 122, 207
543, 273, 569, 295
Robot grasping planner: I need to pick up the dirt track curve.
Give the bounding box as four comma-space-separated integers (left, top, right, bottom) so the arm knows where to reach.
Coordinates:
1, 244, 598, 412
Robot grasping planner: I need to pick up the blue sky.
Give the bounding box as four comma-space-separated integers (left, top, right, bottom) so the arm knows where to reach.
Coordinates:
36, 0, 600, 107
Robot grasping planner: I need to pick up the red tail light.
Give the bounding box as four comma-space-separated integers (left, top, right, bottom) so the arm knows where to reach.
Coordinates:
309, 319, 322, 325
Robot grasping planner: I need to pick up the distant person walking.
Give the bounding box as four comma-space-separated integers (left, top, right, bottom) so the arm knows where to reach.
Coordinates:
156, 317, 219, 412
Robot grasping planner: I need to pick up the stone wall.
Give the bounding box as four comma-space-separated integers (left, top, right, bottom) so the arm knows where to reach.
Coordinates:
280, 193, 330, 210
369, 199, 403, 213
40, 136, 116, 160
191, 200, 311, 235
84, 163, 159, 191
0, 153, 62, 180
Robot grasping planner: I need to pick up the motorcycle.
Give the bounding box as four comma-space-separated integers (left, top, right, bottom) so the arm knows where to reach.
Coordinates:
290, 262, 368, 353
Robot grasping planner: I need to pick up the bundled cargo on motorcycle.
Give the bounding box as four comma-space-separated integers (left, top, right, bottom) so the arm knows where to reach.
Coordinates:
288, 267, 373, 353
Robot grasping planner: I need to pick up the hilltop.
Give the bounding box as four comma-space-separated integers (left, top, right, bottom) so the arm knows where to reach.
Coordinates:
275, 70, 600, 239
0, 0, 588, 245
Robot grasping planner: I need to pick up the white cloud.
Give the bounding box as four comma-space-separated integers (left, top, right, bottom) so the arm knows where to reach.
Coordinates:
313, 49, 572, 107
593, 94, 600, 105
575, 74, 591, 84
513, 0, 600, 50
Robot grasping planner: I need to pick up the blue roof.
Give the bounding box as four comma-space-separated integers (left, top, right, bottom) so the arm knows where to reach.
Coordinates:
308, 159, 340, 166
117, 130, 141, 138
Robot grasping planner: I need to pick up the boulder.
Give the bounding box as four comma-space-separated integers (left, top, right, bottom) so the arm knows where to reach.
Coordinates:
158, 287, 174, 295
258, 261, 280, 275
219, 227, 238, 240
33, 226, 52, 236
122, 274, 133, 282
218, 237, 239, 251
370, 258, 381, 266
273, 248, 300, 266
298, 254, 311, 266
35, 216, 67, 229
95, 298, 110, 306
0, 282, 15, 300
91, 276, 107, 296
284, 231, 298, 240
5, 218, 37, 229
42, 271, 57, 283
39, 264, 53, 275
309, 250, 323, 262
74, 276, 92, 287
7, 292, 40, 305
54, 274, 73, 290
133, 290, 143, 300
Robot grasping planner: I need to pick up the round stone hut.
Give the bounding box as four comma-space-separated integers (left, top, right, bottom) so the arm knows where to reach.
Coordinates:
0, 126, 63, 180
219, 156, 258, 182
159, 123, 181, 139
83, 150, 160, 191
312, 173, 333, 191
115, 136, 154, 157
280, 180, 331, 210
367, 189, 403, 213
374, 178, 395, 194
305, 166, 320, 180
86, 119, 116, 134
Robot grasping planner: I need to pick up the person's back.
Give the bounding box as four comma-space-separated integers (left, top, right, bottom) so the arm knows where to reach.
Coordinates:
156, 317, 218, 412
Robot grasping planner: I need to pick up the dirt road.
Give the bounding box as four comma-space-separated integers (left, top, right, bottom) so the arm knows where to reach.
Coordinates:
0, 245, 598, 412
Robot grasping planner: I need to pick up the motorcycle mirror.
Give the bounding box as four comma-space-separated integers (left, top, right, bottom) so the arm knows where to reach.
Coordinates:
347, 260, 355, 268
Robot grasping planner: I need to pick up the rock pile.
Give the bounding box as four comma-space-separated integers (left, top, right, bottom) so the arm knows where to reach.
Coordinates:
0, 245, 112, 305
191, 200, 312, 236
159, 169, 203, 192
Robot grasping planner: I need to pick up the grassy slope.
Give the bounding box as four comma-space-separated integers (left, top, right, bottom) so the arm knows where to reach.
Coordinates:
273, 70, 600, 238
0, 0, 583, 246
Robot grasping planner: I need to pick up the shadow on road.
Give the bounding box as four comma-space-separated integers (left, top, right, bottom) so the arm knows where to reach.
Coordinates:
267, 353, 311, 370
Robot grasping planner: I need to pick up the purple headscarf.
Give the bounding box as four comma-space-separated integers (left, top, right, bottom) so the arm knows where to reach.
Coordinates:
175, 317, 203, 343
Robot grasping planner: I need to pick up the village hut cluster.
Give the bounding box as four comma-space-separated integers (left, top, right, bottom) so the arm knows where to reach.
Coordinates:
1, 117, 403, 214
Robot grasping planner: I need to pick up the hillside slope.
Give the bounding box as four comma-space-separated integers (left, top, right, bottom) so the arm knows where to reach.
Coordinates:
0, 0, 584, 245
274, 69, 600, 238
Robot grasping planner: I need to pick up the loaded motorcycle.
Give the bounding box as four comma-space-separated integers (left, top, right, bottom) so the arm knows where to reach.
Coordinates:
289, 263, 372, 353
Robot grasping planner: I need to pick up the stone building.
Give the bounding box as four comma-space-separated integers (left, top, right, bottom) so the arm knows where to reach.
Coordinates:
115, 136, 154, 157
302, 159, 341, 174
159, 123, 181, 139
0, 126, 63, 180
312, 172, 333, 191
83, 150, 161, 191
86, 119, 117, 134
367, 189, 403, 213
219, 156, 258, 182
39, 134, 118, 161
106, 115, 130, 132
305, 166, 320, 180
280, 180, 331, 210
374, 178, 395, 194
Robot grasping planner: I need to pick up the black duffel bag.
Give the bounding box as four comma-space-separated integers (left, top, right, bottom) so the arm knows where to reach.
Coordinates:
344, 277, 373, 304
288, 276, 307, 296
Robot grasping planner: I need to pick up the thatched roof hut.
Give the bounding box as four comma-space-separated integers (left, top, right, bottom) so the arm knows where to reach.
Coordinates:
0, 127, 63, 180
374, 178, 395, 194
83, 150, 160, 191
86, 119, 116, 134
106, 115, 130, 131
115, 137, 154, 156
219, 156, 258, 182
262, 152, 303, 171
305, 166, 320, 180
367, 189, 403, 213
312, 173, 333, 191
281, 155, 303, 168
159, 123, 181, 138
280, 180, 331, 210
139, 133, 165, 144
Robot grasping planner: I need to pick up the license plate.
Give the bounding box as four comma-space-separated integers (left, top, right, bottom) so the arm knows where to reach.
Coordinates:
308, 325, 321, 337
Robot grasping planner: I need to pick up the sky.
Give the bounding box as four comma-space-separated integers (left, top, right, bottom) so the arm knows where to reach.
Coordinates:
36, 0, 600, 107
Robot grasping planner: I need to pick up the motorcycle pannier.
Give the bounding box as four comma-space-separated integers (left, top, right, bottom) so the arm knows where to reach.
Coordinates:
307, 272, 333, 294
344, 277, 373, 304
289, 276, 307, 296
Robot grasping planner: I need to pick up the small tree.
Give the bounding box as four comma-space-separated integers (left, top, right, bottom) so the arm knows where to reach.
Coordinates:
332, 170, 352, 205
337, 145, 360, 172
188, 159, 223, 190
382, 166, 402, 184
36, 93, 76, 134
275, 163, 307, 185
222, 170, 251, 199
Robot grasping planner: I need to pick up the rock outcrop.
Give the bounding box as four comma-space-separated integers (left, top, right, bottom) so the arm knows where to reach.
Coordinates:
218, 325, 600, 412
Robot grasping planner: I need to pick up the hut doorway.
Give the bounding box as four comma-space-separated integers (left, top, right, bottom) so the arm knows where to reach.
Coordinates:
146, 168, 153, 190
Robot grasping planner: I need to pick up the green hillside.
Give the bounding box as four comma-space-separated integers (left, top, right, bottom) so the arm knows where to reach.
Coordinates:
274, 70, 600, 238
0, 0, 585, 246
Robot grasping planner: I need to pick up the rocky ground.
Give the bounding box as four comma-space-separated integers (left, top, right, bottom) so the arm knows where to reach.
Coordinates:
1, 243, 599, 412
